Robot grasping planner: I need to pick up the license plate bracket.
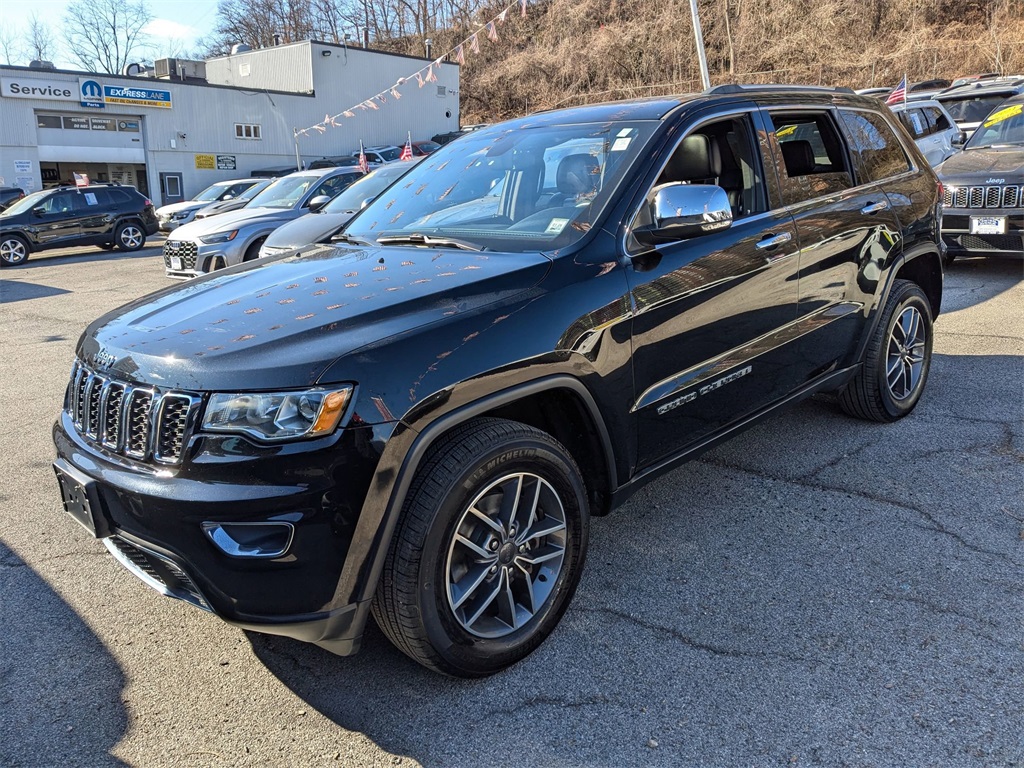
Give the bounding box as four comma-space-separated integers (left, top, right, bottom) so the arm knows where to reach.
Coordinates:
53, 461, 111, 538
970, 216, 1006, 235
170, 256, 183, 271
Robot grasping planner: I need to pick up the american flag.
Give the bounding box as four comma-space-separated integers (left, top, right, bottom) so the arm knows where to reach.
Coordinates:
73, 172, 89, 187
400, 134, 413, 161
885, 75, 907, 106
358, 142, 369, 174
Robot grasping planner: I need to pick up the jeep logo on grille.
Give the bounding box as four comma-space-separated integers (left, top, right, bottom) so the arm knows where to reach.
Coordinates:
92, 350, 118, 369
985, 178, 1006, 184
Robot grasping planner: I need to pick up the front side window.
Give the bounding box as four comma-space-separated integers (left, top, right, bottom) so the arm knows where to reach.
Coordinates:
923, 106, 952, 132
838, 109, 912, 183
344, 120, 659, 253
766, 111, 853, 205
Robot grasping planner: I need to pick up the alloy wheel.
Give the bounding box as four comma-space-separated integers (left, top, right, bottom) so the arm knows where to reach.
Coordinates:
120, 226, 143, 248
0, 238, 27, 264
445, 472, 567, 638
886, 305, 927, 401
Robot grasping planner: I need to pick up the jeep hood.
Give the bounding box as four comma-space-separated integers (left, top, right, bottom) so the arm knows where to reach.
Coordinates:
937, 147, 1024, 180
77, 244, 551, 391
169, 207, 298, 238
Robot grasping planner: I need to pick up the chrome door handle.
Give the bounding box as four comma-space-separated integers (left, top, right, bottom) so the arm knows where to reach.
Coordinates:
861, 201, 889, 215
755, 232, 793, 250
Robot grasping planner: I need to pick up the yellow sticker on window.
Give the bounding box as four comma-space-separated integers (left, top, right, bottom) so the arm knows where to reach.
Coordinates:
983, 103, 1023, 128
775, 125, 798, 139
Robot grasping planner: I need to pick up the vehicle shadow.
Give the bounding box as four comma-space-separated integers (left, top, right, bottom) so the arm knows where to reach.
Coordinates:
0, 540, 129, 767
0, 282, 72, 303
941, 256, 1023, 313
11, 243, 166, 270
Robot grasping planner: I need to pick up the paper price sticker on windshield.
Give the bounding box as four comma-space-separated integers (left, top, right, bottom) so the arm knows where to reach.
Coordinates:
611, 137, 631, 151
983, 103, 1022, 128
545, 218, 569, 234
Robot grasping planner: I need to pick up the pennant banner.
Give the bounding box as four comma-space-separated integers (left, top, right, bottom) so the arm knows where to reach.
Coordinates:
294, 0, 527, 140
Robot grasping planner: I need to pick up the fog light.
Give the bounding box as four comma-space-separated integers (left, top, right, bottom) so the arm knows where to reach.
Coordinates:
202, 522, 294, 558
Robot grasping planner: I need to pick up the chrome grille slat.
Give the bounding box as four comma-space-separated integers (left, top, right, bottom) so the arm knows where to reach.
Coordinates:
64, 362, 198, 466
945, 184, 1023, 209
163, 240, 199, 270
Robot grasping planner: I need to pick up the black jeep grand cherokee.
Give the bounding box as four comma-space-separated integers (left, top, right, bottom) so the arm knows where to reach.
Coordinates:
54, 86, 943, 677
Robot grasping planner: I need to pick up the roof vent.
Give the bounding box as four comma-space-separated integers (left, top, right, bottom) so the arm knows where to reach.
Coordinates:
230, 43, 252, 55
29, 60, 56, 70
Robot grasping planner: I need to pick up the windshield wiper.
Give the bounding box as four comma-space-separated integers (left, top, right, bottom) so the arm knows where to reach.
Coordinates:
376, 233, 484, 251
330, 233, 374, 246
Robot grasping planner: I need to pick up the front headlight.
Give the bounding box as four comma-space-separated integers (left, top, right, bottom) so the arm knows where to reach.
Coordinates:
172, 210, 193, 220
199, 230, 238, 244
202, 387, 352, 442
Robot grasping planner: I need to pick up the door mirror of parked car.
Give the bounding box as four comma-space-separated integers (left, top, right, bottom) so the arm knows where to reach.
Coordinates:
952, 130, 967, 147
359, 197, 374, 210
32, 205, 46, 216
633, 183, 733, 246
308, 195, 332, 212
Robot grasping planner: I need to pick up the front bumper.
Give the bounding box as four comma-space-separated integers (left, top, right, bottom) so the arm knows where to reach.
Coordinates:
940, 207, 1024, 257
53, 411, 385, 654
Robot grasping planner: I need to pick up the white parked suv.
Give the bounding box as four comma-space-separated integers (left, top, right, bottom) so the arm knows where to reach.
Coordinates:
889, 100, 963, 167
352, 146, 402, 164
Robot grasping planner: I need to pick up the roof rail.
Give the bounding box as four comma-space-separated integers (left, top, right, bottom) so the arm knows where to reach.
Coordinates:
705, 83, 856, 95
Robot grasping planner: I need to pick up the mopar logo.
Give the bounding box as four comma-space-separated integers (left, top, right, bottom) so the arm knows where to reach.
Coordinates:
79, 77, 105, 108
81, 80, 101, 99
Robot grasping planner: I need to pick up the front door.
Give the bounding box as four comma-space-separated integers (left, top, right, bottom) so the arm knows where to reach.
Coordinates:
160, 172, 184, 205
32, 191, 83, 245
627, 111, 803, 471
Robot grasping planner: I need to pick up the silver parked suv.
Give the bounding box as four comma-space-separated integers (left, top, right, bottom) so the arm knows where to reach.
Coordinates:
162, 167, 362, 277
890, 100, 962, 167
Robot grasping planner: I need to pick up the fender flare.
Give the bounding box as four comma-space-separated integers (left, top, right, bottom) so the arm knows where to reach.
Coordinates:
338, 374, 618, 609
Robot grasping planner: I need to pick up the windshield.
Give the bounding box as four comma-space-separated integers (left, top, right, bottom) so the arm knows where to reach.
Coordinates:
345, 120, 659, 253
324, 164, 418, 212
245, 175, 320, 209
965, 102, 1024, 148
0, 188, 51, 217
416, 141, 441, 153
239, 181, 270, 200
939, 94, 1014, 123
375, 148, 401, 162
195, 183, 232, 202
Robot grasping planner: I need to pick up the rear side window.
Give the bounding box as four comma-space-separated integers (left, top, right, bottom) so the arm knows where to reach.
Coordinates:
107, 189, 133, 205
922, 106, 951, 132
898, 109, 929, 138
765, 111, 854, 206
838, 109, 913, 183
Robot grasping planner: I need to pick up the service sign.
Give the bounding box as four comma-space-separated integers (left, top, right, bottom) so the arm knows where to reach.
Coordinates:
1, 77, 77, 101
103, 84, 172, 109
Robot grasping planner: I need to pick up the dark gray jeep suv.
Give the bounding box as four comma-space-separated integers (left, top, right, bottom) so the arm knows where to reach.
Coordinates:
53, 85, 943, 676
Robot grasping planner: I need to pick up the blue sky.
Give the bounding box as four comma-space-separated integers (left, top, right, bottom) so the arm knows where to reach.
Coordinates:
4, 0, 221, 68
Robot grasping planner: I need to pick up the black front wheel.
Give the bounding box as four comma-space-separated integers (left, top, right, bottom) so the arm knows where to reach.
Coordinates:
838, 279, 933, 422
0, 235, 29, 266
372, 418, 589, 677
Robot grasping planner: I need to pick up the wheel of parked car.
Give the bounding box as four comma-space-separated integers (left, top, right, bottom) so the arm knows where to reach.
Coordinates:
114, 221, 146, 251
242, 237, 266, 262
372, 418, 589, 677
838, 279, 933, 422
0, 234, 29, 266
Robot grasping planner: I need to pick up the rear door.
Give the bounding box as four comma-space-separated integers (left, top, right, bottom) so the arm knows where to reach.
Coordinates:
759, 106, 902, 381
627, 107, 802, 469
75, 189, 115, 241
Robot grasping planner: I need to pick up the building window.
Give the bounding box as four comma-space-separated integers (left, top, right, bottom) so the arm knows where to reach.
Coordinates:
235, 123, 262, 140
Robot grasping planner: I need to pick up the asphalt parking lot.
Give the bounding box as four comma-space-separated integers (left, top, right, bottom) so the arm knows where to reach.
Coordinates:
1, 244, 1021, 767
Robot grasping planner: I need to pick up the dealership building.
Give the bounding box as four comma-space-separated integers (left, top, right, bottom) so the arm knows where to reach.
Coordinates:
0, 41, 459, 205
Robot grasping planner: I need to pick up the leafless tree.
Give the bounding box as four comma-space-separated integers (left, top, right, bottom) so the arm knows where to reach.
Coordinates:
27, 11, 56, 62
0, 25, 25, 65
63, 0, 152, 73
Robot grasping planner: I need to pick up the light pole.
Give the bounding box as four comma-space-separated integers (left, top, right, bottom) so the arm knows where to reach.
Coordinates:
688, 0, 711, 90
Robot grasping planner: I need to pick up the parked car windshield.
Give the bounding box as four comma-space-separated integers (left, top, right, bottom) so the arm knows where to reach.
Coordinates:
0, 188, 52, 217
195, 183, 233, 202
246, 175, 320, 209
939, 94, 1014, 123
238, 180, 270, 200
345, 120, 659, 253
324, 163, 419, 213
965, 102, 1024, 148
374, 148, 401, 162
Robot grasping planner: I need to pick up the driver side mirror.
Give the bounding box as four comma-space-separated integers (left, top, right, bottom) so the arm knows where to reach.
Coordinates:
951, 130, 967, 147
32, 206, 46, 216
633, 183, 733, 247
308, 195, 332, 212
359, 197, 374, 210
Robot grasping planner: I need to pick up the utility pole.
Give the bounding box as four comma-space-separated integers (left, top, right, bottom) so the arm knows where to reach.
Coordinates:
689, 0, 711, 90
293, 128, 302, 171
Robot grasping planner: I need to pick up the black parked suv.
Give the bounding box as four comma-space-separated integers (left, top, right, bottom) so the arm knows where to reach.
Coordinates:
936, 94, 1024, 263
0, 184, 158, 266
0, 186, 25, 211
53, 85, 943, 676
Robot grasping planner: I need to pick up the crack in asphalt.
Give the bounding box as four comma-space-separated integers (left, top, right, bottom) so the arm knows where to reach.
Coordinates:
878, 592, 1001, 630
698, 457, 1021, 566
583, 605, 822, 665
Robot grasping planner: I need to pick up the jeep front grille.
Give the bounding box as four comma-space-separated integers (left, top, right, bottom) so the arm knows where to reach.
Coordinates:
943, 184, 1021, 209
163, 239, 199, 269
65, 361, 201, 465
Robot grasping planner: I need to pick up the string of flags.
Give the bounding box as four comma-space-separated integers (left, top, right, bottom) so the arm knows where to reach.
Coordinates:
294, 0, 528, 140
